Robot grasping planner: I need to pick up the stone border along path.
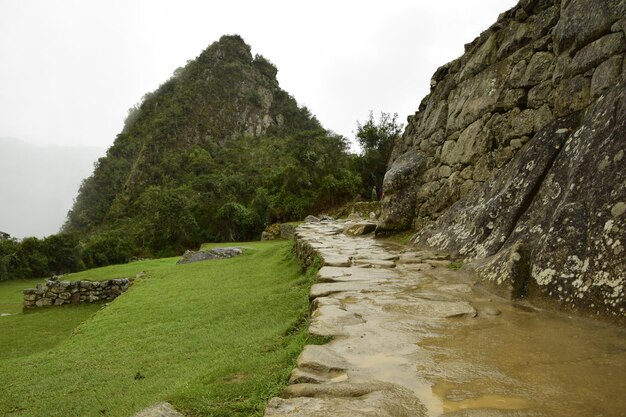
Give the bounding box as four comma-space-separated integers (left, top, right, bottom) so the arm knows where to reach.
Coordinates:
264, 219, 480, 417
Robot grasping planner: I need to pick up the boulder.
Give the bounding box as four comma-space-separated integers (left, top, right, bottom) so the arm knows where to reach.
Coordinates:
176, 247, 243, 265
279, 223, 296, 239
261, 223, 281, 240
262, 223, 296, 240
347, 212, 362, 221
131, 402, 185, 417
377, 152, 427, 232
344, 222, 377, 236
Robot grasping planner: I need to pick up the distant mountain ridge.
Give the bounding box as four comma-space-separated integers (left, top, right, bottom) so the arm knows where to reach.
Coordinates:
0, 138, 103, 238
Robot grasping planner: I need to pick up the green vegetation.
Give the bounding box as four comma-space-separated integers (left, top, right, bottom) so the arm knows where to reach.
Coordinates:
65, 256, 178, 281
0, 233, 84, 281
59, 34, 360, 264
0, 303, 101, 360
0, 278, 44, 314
0, 35, 402, 283
447, 261, 464, 270
0, 240, 317, 417
380, 230, 415, 246
352, 111, 403, 199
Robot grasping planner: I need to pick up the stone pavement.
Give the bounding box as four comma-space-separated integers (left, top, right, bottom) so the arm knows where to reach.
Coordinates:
264, 219, 482, 417
132, 219, 626, 417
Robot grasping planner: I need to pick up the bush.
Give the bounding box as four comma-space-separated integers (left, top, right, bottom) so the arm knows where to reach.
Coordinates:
0, 233, 84, 280
216, 202, 258, 242
81, 231, 135, 269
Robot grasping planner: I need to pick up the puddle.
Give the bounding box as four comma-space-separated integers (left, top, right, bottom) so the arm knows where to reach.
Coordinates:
419, 295, 626, 417
442, 394, 533, 413
298, 223, 626, 417
350, 352, 444, 414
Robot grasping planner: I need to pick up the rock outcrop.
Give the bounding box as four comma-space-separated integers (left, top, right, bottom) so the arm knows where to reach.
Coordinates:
379, 0, 625, 317
176, 247, 243, 264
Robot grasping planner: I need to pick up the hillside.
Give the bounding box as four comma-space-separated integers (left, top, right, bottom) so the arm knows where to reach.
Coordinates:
63, 35, 359, 263
0, 138, 103, 238
379, 0, 625, 317
0, 241, 315, 417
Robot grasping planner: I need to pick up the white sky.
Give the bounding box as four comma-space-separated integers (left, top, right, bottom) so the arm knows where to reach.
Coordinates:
0, 0, 518, 149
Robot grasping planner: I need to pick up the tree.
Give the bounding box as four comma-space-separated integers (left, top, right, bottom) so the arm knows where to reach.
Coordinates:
354, 112, 403, 198
134, 185, 200, 254
216, 202, 257, 242
0, 237, 18, 281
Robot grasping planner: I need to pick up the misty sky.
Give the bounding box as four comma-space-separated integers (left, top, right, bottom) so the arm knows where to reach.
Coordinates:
0, 0, 518, 150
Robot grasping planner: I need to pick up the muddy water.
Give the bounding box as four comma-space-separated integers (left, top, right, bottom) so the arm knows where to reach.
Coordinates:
379, 233, 626, 417
416, 282, 626, 417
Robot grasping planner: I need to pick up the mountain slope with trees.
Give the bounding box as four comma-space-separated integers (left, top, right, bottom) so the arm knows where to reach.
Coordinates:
63, 35, 360, 265
1, 35, 403, 280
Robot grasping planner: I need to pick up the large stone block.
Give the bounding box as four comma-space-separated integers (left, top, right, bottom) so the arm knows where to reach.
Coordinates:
378, 152, 427, 232
591, 54, 624, 98
554, 75, 591, 117
441, 118, 492, 165
446, 57, 523, 133
522, 51, 555, 86
570, 32, 625, 75
553, 0, 622, 54
528, 80, 554, 108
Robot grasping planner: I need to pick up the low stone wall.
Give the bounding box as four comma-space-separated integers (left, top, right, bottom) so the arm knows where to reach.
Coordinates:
23, 277, 132, 308
294, 233, 317, 268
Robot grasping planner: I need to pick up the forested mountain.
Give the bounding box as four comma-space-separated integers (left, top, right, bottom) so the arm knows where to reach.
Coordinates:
62, 35, 361, 265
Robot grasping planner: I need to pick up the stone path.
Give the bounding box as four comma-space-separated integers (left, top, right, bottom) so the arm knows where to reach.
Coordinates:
133, 219, 626, 417
265, 219, 483, 417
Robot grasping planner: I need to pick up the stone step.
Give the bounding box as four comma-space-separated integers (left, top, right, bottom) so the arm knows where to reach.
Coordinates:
264, 383, 427, 417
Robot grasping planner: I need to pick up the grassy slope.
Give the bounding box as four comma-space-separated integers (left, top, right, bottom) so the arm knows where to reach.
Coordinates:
0, 240, 314, 417
0, 277, 102, 359
1, 278, 43, 314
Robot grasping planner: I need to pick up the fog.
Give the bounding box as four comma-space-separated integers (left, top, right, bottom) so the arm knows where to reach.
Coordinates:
0, 1, 517, 148
0, 0, 518, 237
0, 138, 103, 238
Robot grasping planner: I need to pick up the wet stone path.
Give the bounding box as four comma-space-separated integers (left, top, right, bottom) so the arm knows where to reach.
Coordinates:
264, 220, 626, 417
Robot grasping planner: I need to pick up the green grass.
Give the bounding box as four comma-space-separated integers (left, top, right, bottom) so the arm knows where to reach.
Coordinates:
447, 261, 464, 270
380, 230, 414, 246
0, 240, 316, 417
0, 278, 43, 314
64, 256, 180, 281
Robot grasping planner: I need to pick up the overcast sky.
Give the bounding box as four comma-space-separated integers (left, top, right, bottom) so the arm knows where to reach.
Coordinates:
0, 0, 518, 150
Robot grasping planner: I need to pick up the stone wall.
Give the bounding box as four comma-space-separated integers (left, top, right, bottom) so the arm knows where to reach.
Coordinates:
23, 277, 132, 308
380, 0, 625, 317
294, 234, 318, 268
